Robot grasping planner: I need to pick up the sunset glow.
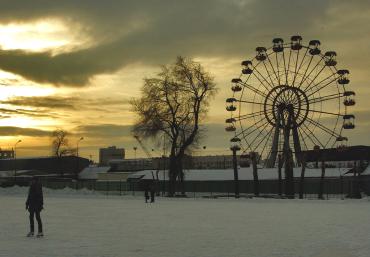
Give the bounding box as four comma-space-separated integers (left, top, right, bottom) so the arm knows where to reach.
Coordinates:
0, 1, 367, 160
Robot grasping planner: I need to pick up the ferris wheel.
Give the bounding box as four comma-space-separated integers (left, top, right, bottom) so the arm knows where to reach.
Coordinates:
226, 36, 355, 167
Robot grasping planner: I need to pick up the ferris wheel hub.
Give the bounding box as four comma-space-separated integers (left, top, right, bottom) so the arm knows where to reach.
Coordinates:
264, 85, 309, 129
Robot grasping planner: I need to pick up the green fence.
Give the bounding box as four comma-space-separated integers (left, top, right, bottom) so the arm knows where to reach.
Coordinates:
1, 176, 369, 199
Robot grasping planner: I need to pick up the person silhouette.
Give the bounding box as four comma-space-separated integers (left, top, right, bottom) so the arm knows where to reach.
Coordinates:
26, 176, 44, 237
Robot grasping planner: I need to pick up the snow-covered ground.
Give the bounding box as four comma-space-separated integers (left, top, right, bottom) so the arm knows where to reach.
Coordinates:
1, 187, 370, 257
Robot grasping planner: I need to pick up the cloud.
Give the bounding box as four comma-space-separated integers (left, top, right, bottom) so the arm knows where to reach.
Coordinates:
0, 126, 51, 137
0, 95, 130, 112
0, 107, 57, 118
75, 124, 133, 138
0, 96, 78, 109
0, 0, 364, 87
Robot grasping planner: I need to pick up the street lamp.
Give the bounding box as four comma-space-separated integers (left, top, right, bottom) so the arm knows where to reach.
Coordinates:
14, 139, 22, 184
230, 137, 241, 198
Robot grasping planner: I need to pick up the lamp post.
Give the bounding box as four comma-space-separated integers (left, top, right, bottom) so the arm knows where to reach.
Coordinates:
76, 137, 84, 179
230, 137, 241, 198
14, 139, 22, 184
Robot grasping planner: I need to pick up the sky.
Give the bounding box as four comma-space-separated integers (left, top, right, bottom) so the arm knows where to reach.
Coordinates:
0, 0, 369, 161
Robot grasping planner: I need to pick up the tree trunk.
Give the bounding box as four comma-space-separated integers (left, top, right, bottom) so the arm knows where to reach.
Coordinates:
178, 159, 185, 196
168, 155, 177, 197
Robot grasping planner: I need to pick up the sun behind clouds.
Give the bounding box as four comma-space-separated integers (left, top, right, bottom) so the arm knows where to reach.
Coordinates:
0, 19, 83, 52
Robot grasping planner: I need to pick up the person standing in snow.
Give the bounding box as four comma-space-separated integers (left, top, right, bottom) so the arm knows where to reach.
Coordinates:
26, 176, 44, 237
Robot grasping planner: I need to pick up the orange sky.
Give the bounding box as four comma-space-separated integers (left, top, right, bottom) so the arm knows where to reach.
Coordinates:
0, 1, 368, 161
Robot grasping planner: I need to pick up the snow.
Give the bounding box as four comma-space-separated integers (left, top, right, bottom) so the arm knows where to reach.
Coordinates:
1, 187, 370, 257
131, 167, 352, 181
362, 165, 370, 175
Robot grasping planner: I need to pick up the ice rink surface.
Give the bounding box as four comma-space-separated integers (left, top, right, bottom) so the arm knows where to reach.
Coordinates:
1, 188, 370, 257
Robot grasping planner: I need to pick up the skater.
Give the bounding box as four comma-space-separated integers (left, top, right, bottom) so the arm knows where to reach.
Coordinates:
26, 176, 43, 237
149, 180, 156, 203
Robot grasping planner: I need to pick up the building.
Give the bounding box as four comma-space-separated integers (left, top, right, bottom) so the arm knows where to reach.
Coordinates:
0, 156, 90, 176
191, 155, 240, 169
99, 146, 125, 165
303, 145, 370, 169
0, 149, 14, 159
108, 158, 153, 172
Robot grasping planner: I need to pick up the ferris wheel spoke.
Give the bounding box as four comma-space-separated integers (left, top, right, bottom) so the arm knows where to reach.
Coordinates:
235, 109, 270, 121
301, 122, 325, 148
235, 116, 267, 137
252, 64, 275, 90
275, 52, 281, 85
298, 55, 314, 86
304, 72, 337, 93
282, 50, 289, 85
237, 99, 272, 106
266, 54, 280, 84
305, 76, 339, 98
253, 126, 274, 156
239, 119, 270, 139
297, 127, 309, 150
301, 108, 342, 117
291, 48, 301, 86
292, 48, 309, 86
286, 48, 293, 84
262, 61, 276, 86
308, 93, 342, 104
241, 82, 268, 98
301, 65, 326, 92
298, 56, 324, 89
304, 116, 341, 138
248, 122, 271, 148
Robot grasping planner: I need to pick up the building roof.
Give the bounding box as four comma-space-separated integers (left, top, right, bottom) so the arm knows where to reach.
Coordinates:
303, 145, 370, 162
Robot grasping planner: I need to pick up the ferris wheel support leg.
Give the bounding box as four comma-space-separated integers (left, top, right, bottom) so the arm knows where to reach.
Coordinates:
292, 126, 302, 166
284, 149, 295, 199
283, 112, 295, 198
267, 125, 280, 168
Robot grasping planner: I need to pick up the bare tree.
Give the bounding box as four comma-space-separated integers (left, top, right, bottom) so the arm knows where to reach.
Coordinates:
51, 129, 75, 157
131, 56, 217, 196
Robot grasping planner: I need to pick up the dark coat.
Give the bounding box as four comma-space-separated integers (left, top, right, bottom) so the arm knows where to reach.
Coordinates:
26, 182, 43, 212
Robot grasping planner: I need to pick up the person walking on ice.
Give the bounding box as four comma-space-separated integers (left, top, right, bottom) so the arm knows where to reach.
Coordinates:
26, 176, 44, 237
